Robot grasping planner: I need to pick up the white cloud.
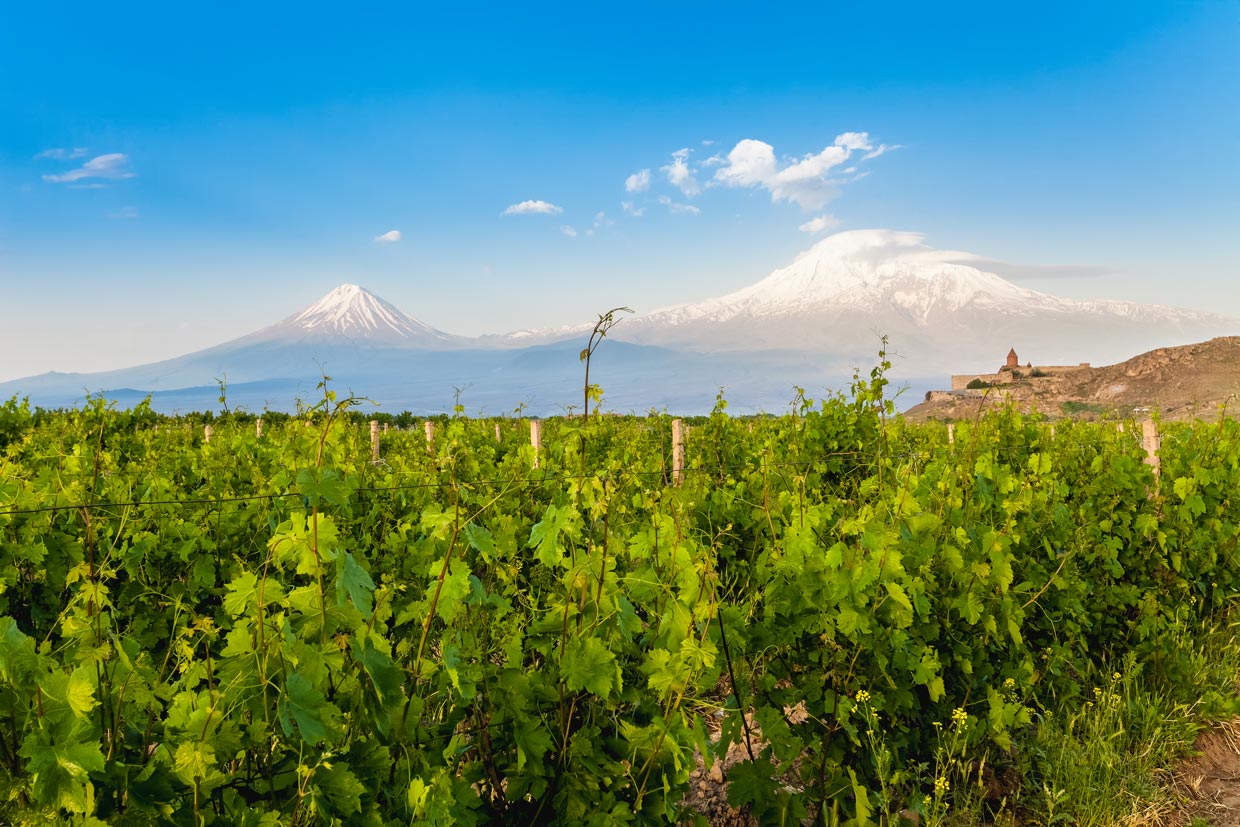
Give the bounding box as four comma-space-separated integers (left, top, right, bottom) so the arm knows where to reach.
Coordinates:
657, 195, 700, 215
798, 215, 840, 234
561, 225, 578, 237
621, 200, 645, 217
502, 199, 563, 216
946, 256, 1114, 280
36, 147, 88, 160
107, 206, 139, 220
624, 169, 650, 192
42, 153, 136, 184
374, 229, 402, 243
862, 143, 902, 161
713, 132, 883, 210
833, 132, 871, 151
661, 148, 701, 197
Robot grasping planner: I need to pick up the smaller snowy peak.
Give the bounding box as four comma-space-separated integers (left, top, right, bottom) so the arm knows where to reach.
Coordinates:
292, 284, 418, 335
248, 284, 465, 347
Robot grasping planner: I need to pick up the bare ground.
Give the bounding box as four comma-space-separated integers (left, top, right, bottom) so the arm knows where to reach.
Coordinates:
1173, 719, 1240, 827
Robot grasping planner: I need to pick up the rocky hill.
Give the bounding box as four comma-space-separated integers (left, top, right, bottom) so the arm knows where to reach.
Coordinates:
903, 337, 1240, 422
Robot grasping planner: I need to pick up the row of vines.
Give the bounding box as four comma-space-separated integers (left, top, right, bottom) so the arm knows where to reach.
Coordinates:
0, 375, 1238, 825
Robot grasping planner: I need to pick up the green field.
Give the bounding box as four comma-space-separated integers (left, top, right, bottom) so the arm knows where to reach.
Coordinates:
1, 376, 1238, 826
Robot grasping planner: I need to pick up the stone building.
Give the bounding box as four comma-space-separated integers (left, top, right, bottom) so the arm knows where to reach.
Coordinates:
949, 349, 1092, 391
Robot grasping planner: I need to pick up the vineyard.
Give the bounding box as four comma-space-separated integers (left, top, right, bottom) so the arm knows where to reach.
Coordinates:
1, 371, 1239, 826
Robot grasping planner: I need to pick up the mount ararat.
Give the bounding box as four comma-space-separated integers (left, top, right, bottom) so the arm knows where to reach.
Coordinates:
5, 230, 1234, 415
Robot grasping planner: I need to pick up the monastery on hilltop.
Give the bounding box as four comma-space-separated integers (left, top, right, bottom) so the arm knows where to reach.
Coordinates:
948, 348, 1092, 391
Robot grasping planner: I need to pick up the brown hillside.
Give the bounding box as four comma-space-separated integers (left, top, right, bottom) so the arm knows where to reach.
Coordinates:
904, 337, 1240, 422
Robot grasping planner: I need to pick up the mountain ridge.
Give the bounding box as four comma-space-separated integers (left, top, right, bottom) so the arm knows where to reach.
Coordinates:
2, 229, 1235, 414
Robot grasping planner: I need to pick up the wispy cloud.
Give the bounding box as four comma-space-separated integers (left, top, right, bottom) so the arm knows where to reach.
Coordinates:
658, 195, 700, 215
560, 225, 578, 237
799, 215, 840, 234
862, 143, 901, 161
107, 206, 139, 220
36, 147, 88, 160
624, 169, 650, 193
374, 229, 402, 243
621, 201, 645, 217
661, 148, 701, 197
43, 153, 136, 185
502, 199, 563, 216
586, 211, 613, 236
714, 132, 884, 210
949, 257, 1115, 280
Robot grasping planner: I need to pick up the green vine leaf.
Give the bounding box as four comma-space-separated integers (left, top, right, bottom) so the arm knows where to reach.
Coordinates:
561, 637, 620, 699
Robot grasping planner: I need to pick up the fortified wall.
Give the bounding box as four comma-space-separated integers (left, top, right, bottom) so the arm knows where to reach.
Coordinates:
949, 348, 1090, 391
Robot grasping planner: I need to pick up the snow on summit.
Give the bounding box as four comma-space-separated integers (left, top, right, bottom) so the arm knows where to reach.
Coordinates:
292, 284, 416, 335
615, 229, 1234, 369
638, 230, 1043, 325
631, 229, 1224, 326
247, 284, 464, 347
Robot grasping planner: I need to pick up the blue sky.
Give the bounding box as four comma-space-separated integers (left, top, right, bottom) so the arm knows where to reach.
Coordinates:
2, 1, 1237, 380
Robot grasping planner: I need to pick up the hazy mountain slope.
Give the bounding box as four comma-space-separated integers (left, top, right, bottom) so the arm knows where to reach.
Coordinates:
3, 285, 473, 396
6, 341, 842, 416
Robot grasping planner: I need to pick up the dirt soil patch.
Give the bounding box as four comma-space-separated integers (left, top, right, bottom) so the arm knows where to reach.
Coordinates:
1175, 719, 1240, 826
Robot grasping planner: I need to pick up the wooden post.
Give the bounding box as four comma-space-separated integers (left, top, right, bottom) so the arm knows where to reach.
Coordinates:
1142, 420, 1160, 477
256, 418, 263, 438
495, 423, 502, 443
370, 420, 380, 462
530, 420, 542, 469
672, 419, 685, 486
383, 423, 389, 435
947, 423, 955, 445
204, 424, 213, 444
424, 421, 435, 453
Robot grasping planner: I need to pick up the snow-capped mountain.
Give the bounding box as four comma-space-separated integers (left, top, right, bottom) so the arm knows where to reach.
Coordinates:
235, 283, 466, 348
612, 230, 1233, 372
2, 231, 1235, 414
